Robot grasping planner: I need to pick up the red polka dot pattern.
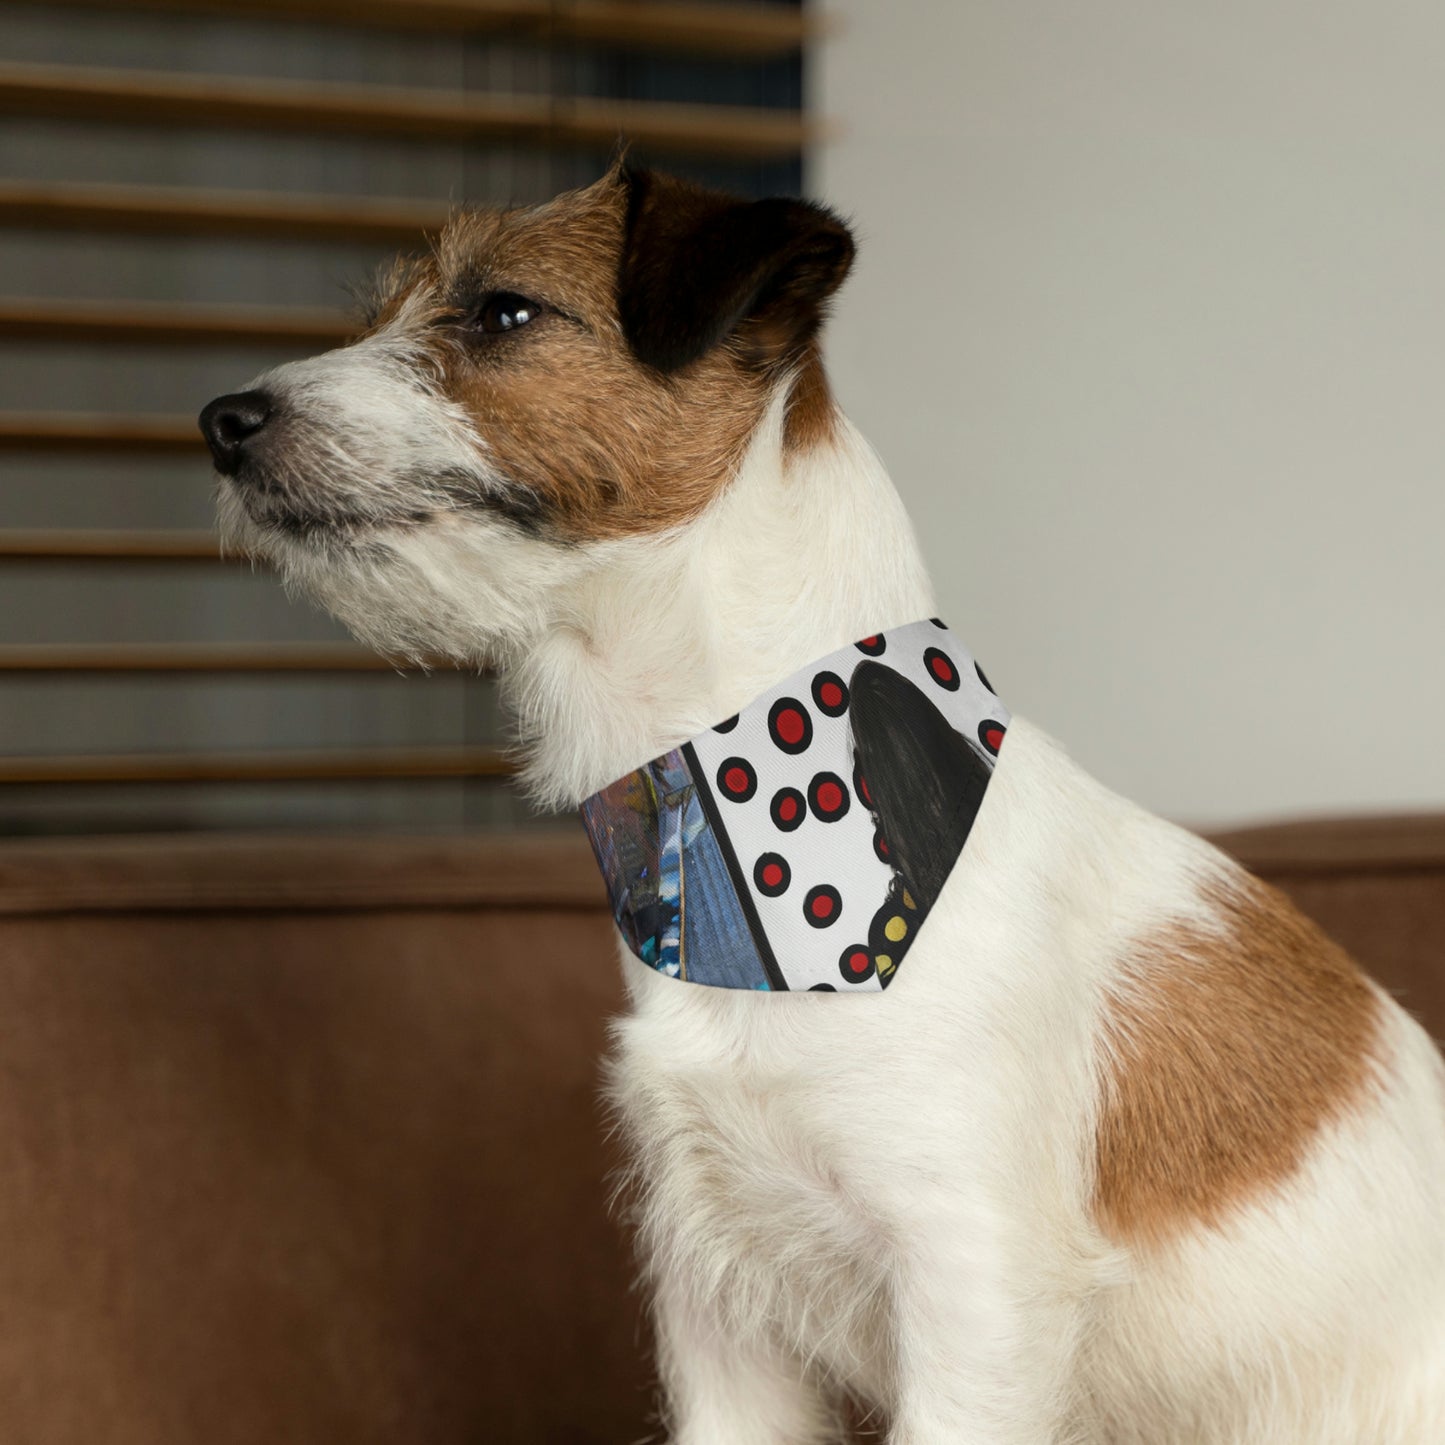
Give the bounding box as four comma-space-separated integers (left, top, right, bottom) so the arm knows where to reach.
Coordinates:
767, 697, 813, 755
753, 852, 791, 897
807, 771, 850, 823
838, 944, 875, 983
923, 646, 960, 691
716, 756, 757, 802
770, 786, 806, 832
811, 669, 850, 718
667, 619, 1010, 990
803, 884, 842, 928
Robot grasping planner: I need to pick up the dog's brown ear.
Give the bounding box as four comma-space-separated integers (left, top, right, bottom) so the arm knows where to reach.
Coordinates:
618, 167, 854, 375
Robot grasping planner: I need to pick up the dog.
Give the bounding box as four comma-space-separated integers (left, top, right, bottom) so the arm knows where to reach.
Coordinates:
200, 164, 1445, 1443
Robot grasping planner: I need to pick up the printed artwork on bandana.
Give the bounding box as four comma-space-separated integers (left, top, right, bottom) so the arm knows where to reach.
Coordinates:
580, 620, 1010, 993
580, 751, 776, 990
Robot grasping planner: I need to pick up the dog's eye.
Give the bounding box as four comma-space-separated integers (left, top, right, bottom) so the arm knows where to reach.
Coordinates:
474, 292, 542, 335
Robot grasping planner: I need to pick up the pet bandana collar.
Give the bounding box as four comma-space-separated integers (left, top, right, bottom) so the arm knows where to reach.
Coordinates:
579, 620, 1009, 993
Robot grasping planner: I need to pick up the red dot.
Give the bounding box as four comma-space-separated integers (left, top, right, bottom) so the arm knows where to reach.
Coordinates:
779, 797, 797, 820
762, 863, 783, 888
816, 781, 843, 813
857, 775, 871, 804
848, 950, 869, 974
811, 895, 833, 919
986, 728, 1004, 750
878, 837, 889, 855
725, 767, 749, 793
930, 655, 954, 681
820, 682, 842, 707
776, 709, 805, 745
861, 635, 879, 647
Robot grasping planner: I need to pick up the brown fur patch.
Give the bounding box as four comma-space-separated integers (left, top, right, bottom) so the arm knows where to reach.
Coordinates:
364, 171, 844, 541
1094, 872, 1382, 1247
783, 342, 840, 453
374, 178, 768, 540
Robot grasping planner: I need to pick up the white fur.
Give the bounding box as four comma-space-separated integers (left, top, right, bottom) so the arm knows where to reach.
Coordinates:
221, 350, 1445, 1442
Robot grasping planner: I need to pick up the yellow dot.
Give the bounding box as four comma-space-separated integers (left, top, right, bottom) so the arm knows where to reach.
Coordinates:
876, 954, 894, 975
902, 890, 916, 911
884, 915, 907, 943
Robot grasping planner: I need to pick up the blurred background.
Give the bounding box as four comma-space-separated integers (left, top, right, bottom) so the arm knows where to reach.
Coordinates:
0, 4, 1442, 1443
3, 2, 1441, 839
0, 0, 802, 837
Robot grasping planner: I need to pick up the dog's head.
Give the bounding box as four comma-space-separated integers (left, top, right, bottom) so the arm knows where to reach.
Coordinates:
199, 166, 854, 663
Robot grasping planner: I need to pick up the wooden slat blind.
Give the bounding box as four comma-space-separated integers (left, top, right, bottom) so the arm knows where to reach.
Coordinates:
0, 62, 818, 161
0, 747, 514, 785
0, 298, 354, 348
0, 530, 226, 562
26, 0, 816, 58
0, 0, 813, 827
0, 644, 400, 672
0, 181, 451, 245
0, 413, 202, 452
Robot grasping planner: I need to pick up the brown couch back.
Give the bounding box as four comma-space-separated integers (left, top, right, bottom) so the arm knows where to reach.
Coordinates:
0, 833, 645, 1445
0, 819, 1440, 1443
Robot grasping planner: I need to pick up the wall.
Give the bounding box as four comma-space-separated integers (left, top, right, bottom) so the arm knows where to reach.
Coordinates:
813, 1, 1445, 826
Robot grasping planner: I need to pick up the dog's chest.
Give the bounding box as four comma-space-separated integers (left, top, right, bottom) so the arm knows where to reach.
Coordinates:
612, 996, 894, 1384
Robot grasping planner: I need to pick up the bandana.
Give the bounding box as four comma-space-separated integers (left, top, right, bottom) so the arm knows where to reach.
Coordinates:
579, 620, 1009, 992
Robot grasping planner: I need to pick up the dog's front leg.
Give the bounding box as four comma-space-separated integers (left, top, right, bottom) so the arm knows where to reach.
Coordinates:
884, 1217, 1088, 1445
653, 1274, 842, 1445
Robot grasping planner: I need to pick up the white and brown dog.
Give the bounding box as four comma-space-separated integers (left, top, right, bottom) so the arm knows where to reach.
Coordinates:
200, 166, 1445, 1443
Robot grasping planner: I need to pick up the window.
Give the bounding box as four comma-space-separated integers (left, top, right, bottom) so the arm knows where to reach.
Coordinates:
0, 0, 811, 835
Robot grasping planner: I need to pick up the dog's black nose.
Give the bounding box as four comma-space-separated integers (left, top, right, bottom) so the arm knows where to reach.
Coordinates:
199, 390, 273, 475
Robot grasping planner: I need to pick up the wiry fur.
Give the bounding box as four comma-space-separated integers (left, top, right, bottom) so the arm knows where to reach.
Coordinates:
206, 171, 1445, 1442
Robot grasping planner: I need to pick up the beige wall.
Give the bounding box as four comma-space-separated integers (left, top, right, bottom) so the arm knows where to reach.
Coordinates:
813, 1, 1445, 826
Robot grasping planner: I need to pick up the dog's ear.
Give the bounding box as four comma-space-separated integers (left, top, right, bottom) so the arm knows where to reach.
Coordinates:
617, 166, 855, 375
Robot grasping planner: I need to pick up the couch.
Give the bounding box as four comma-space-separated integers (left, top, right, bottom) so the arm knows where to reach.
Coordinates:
0, 818, 1438, 1442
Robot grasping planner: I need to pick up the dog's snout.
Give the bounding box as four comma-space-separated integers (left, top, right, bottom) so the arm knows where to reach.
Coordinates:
199, 390, 273, 475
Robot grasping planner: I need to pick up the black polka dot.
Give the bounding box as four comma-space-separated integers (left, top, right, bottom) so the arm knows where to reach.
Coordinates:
873, 829, 890, 863
713, 713, 739, 733
807, 771, 851, 823
716, 756, 757, 802
923, 646, 960, 691
977, 720, 1007, 757
770, 786, 806, 832
808, 983, 837, 992
810, 670, 849, 718
767, 697, 813, 755
753, 852, 791, 897
975, 661, 994, 694
803, 884, 842, 929
855, 634, 887, 657
929, 617, 947, 629
838, 943, 875, 984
